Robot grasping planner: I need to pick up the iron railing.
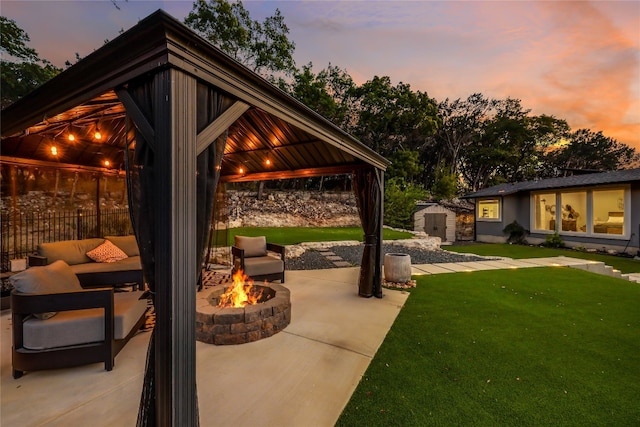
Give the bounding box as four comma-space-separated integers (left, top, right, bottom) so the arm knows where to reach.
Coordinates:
1, 208, 132, 272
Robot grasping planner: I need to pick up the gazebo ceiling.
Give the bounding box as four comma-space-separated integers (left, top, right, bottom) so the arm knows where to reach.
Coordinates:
1, 10, 387, 182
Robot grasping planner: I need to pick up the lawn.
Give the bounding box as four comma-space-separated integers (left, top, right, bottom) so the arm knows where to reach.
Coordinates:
214, 226, 412, 246
445, 243, 640, 274
337, 268, 640, 426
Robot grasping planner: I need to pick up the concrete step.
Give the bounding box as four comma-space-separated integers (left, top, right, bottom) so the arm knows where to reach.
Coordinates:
622, 274, 640, 284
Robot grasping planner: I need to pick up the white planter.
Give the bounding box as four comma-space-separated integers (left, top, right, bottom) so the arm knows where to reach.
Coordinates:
384, 253, 412, 283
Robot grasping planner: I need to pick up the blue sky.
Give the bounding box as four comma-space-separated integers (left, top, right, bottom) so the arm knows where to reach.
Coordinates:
2, 0, 639, 149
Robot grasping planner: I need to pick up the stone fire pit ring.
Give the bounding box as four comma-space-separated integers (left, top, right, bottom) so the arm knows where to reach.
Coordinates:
196, 283, 291, 345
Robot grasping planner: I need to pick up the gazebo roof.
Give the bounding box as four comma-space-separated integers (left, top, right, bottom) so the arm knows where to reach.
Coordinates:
1, 10, 388, 180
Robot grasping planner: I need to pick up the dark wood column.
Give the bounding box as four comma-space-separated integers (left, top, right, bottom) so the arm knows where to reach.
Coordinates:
153, 68, 199, 426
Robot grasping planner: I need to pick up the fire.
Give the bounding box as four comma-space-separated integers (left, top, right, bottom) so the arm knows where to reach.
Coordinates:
217, 270, 265, 308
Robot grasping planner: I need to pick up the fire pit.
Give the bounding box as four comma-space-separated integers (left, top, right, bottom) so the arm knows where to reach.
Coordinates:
196, 271, 291, 345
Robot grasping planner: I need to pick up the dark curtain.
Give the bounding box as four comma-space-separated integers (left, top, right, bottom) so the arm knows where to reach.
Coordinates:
124, 76, 231, 426
353, 167, 384, 298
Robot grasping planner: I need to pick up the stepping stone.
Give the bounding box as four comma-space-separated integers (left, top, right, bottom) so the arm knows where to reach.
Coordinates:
315, 248, 332, 253
333, 261, 352, 267
321, 251, 336, 256
325, 255, 343, 261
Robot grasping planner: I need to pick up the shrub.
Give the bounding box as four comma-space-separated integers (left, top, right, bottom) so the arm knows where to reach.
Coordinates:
384, 177, 427, 229
502, 220, 529, 244
543, 232, 564, 248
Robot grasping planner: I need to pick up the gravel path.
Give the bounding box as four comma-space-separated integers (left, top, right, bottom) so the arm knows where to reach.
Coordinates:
286, 244, 493, 270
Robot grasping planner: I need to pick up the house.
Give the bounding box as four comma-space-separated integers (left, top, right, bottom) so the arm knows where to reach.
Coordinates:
462, 169, 640, 254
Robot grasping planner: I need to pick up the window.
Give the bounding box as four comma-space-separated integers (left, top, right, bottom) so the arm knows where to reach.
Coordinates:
560, 192, 586, 233
530, 186, 629, 238
533, 193, 556, 231
477, 199, 500, 221
592, 189, 625, 235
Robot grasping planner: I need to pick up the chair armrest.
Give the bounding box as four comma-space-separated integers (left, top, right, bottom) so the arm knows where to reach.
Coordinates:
266, 243, 285, 260
231, 246, 245, 271
28, 255, 48, 267
10, 287, 114, 314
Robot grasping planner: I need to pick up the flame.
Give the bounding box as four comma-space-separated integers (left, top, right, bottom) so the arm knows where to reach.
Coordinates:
217, 270, 264, 308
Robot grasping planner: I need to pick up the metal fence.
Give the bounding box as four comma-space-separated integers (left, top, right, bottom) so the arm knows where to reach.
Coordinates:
1, 208, 133, 272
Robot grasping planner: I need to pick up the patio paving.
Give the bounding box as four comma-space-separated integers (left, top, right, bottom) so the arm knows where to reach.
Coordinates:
1, 267, 407, 427
1, 255, 628, 426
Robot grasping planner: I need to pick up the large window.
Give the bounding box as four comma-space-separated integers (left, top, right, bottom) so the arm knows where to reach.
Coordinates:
560, 191, 587, 233
592, 189, 625, 235
477, 199, 500, 221
533, 193, 556, 231
531, 186, 628, 237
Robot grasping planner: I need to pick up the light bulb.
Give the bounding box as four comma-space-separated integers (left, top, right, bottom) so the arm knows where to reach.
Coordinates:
68, 133, 75, 141
104, 160, 111, 167
50, 146, 58, 156
94, 130, 102, 140
239, 167, 244, 174
265, 159, 271, 166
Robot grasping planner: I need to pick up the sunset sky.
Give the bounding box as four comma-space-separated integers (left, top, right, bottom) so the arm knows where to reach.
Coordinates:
2, 0, 639, 150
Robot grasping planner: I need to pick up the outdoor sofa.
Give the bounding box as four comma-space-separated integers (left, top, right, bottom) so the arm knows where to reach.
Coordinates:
28, 235, 144, 290
9, 260, 148, 378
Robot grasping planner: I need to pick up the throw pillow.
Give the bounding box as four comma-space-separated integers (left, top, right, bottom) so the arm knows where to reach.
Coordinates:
9, 260, 83, 319
86, 239, 128, 263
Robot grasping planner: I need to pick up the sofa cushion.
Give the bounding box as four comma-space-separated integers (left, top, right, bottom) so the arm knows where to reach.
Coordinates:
243, 255, 284, 279
38, 238, 105, 265
86, 240, 128, 263
9, 260, 83, 320
9, 260, 82, 295
70, 256, 142, 275
235, 235, 267, 257
22, 291, 148, 350
105, 235, 140, 257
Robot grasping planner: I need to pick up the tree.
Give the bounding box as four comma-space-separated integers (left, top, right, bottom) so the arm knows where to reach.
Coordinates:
430, 161, 458, 201
353, 76, 439, 157
287, 62, 356, 128
184, 0, 296, 78
384, 177, 427, 229
546, 129, 638, 173
1, 16, 61, 108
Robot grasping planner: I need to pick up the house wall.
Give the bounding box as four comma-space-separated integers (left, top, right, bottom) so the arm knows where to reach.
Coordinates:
476, 183, 640, 255
475, 194, 529, 243
414, 205, 456, 242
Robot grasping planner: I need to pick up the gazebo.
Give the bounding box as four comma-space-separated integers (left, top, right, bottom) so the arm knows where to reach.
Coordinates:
0, 10, 388, 426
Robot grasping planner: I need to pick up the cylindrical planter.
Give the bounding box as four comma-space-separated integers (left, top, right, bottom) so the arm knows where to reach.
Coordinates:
384, 253, 412, 283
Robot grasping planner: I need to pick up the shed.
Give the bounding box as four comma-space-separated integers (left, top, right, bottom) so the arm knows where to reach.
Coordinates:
414, 202, 456, 242
1, 10, 389, 425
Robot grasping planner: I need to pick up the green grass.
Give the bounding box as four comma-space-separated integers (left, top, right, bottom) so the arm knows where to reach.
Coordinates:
212, 226, 412, 246
445, 243, 640, 274
338, 268, 640, 426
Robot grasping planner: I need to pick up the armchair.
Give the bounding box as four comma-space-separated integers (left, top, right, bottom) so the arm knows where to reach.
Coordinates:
231, 236, 285, 283
9, 260, 147, 378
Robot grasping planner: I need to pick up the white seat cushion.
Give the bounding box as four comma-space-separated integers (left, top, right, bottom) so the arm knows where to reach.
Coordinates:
23, 291, 148, 350
243, 256, 284, 279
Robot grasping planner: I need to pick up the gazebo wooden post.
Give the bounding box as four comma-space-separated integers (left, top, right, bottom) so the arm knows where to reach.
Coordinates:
151, 68, 199, 426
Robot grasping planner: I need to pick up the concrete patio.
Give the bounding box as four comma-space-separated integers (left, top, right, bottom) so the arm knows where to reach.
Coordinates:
1, 267, 408, 427
1, 255, 630, 426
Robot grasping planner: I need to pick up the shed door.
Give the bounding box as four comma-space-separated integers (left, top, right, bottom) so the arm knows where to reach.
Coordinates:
424, 213, 447, 240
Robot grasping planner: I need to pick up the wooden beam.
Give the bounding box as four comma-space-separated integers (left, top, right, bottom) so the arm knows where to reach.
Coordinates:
115, 87, 156, 151
196, 101, 249, 155
0, 156, 122, 176
219, 163, 370, 183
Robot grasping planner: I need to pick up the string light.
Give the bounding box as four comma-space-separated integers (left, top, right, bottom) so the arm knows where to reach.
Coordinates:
50, 146, 58, 156
94, 130, 102, 140
68, 133, 75, 142
265, 159, 272, 166
104, 160, 111, 167
238, 167, 244, 174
